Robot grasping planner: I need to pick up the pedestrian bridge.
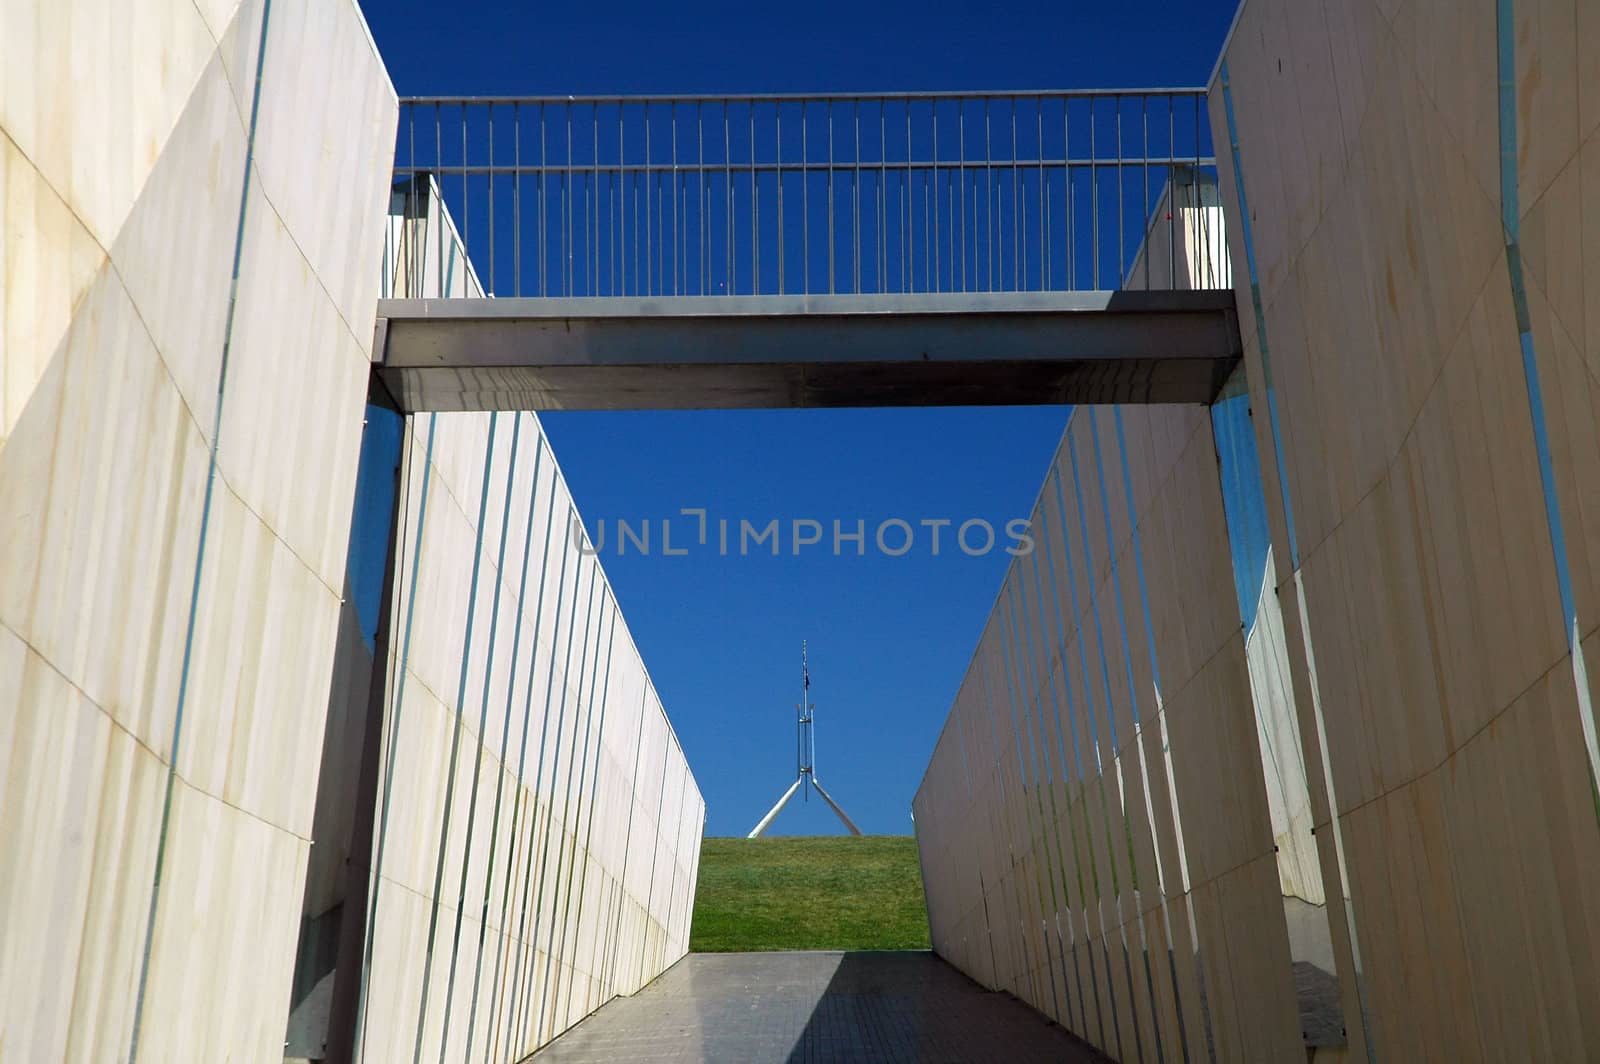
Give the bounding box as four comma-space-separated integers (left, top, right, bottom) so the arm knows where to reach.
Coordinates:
372, 91, 1236, 412
318, 87, 1246, 1064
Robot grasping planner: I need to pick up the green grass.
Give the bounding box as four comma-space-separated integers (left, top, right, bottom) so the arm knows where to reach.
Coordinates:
689, 835, 931, 952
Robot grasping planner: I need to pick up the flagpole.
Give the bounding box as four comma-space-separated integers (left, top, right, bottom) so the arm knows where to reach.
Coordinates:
802, 641, 811, 801
748, 639, 861, 837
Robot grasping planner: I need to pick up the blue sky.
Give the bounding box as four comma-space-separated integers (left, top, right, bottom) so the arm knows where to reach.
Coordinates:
362, 0, 1241, 836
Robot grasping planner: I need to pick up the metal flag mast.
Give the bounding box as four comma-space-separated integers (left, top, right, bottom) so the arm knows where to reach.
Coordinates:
747, 641, 863, 838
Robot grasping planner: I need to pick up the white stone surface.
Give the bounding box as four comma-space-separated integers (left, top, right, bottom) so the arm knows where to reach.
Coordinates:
0, 134, 106, 448
915, 398, 1304, 1061
2, 6, 706, 1052
915, 170, 1360, 1060
1192, 0, 1600, 1057
348, 178, 704, 1063
0, 0, 403, 1058
0, 0, 223, 249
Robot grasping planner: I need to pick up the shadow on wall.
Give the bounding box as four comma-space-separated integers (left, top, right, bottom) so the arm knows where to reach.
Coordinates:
284, 402, 406, 1059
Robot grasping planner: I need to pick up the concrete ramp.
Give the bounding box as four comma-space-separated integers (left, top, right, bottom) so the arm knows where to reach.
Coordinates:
528, 952, 1109, 1063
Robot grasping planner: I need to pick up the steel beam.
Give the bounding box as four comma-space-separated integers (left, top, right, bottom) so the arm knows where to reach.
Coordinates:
373, 291, 1240, 412
748, 778, 803, 839
810, 778, 864, 837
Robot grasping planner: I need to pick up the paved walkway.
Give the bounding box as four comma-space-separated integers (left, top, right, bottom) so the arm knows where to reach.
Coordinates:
529, 951, 1110, 1063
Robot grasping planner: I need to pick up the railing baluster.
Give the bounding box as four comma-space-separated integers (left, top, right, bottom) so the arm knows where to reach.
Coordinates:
883, 98, 896, 294
984, 98, 992, 292
903, 98, 911, 294
1064, 96, 1072, 292
929, 101, 937, 294
388, 90, 1221, 302
1037, 101, 1045, 292
827, 101, 835, 295
563, 106, 571, 296
1011, 98, 1019, 292
671, 102, 678, 297
1116, 95, 1124, 288
749, 101, 757, 295
771, 105, 777, 294
957, 104, 965, 293
1090, 96, 1098, 290
852, 100, 861, 294
1171, 98, 1184, 288
724, 101, 732, 294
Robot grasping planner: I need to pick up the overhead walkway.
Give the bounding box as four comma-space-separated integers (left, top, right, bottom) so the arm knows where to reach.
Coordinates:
372, 91, 1236, 412
376, 290, 1237, 411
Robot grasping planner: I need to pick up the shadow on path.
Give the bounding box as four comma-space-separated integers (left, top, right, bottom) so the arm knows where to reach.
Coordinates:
529, 951, 1109, 1063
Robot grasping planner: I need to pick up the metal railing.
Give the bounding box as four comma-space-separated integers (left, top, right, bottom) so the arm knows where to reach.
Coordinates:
389, 91, 1222, 300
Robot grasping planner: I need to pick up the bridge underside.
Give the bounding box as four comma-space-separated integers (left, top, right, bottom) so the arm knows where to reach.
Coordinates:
373, 290, 1240, 412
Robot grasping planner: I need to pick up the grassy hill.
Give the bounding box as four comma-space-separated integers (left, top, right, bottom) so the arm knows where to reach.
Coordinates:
689, 835, 931, 952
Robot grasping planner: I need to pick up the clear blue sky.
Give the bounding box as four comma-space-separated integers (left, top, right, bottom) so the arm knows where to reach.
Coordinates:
361, 0, 1241, 836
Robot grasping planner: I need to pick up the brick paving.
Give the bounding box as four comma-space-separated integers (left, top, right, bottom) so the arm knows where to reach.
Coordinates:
528, 951, 1111, 1063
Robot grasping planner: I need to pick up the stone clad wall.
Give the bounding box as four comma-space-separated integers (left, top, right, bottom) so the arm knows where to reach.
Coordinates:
350, 183, 705, 1063
919, 5, 1600, 1061
915, 176, 1325, 1062
1, 1, 394, 1059
1208, 0, 1600, 1057
0, 5, 702, 1062
913, 399, 1306, 1063
354, 406, 704, 1064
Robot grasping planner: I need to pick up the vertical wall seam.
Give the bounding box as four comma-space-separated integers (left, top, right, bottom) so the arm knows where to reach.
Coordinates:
1210, 389, 1299, 817
523, 560, 597, 1044
1090, 408, 1186, 1064
558, 599, 619, 1022
513, 538, 577, 1043
355, 413, 437, 1062
411, 413, 500, 1064
463, 431, 545, 1061
545, 592, 616, 1033
605, 690, 650, 996
1110, 407, 1212, 1061
976, 647, 1029, 1001
482, 445, 558, 1063
1018, 552, 1087, 1032
437, 414, 522, 1062
1028, 523, 1097, 1034
502, 503, 576, 1056
997, 588, 1067, 1023
1047, 466, 1115, 1051
1219, 55, 1374, 1061
530, 565, 600, 1044
1066, 429, 1152, 1064
659, 763, 690, 969
638, 733, 672, 987
127, 2, 273, 1058
1219, 60, 1300, 570
1495, 0, 1600, 817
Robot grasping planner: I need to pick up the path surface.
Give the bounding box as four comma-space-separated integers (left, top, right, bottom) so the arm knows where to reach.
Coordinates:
529, 950, 1110, 1063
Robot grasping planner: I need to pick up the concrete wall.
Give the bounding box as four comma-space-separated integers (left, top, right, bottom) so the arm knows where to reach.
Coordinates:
1206, 0, 1600, 1058
344, 180, 704, 1063
0, 0, 394, 1059
921, 7, 1600, 1060
1, 6, 702, 1063
913, 395, 1317, 1062
914, 178, 1357, 1061
350, 407, 704, 1064
1139, 179, 1327, 911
